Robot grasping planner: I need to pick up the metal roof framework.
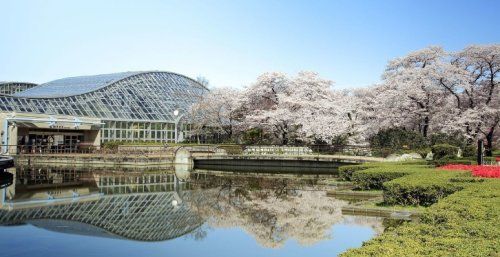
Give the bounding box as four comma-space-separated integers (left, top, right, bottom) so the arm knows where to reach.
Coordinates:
0, 71, 208, 123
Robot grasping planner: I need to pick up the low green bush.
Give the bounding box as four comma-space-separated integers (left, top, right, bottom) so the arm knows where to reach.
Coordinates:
338, 161, 427, 182
369, 128, 428, 152
341, 180, 500, 257
448, 177, 484, 183
352, 168, 410, 190
483, 156, 497, 164
383, 170, 465, 206
430, 157, 476, 166
338, 164, 372, 181
431, 144, 459, 159
414, 148, 431, 158
462, 144, 477, 157
429, 132, 468, 148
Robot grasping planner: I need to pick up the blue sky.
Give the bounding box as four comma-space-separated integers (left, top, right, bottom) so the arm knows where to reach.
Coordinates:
1, 0, 498, 89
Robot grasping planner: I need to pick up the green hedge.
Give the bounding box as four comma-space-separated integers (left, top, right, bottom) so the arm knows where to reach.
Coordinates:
430, 157, 476, 166
344, 163, 465, 205
383, 170, 465, 206
352, 168, 410, 190
341, 180, 500, 257
340, 162, 429, 190
338, 164, 373, 181
430, 156, 496, 166
339, 161, 427, 182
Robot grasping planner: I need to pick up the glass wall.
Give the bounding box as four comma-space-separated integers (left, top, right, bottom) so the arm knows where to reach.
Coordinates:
101, 120, 178, 143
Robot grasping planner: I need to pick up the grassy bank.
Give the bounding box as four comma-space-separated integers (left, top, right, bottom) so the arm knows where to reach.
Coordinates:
339, 161, 500, 257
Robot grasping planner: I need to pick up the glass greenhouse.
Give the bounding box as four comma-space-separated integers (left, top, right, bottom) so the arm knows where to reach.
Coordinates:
0, 71, 207, 151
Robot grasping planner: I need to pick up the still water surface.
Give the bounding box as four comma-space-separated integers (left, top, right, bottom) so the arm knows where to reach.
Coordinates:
0, 165, 384, 257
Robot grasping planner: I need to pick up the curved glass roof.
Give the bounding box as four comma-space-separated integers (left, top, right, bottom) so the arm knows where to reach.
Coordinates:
13, 71, 142, 98
0, 82, 38, 95
0, 71, 208, 122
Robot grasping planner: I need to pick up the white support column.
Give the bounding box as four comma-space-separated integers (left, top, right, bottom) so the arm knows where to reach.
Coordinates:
2, 119, 9, 153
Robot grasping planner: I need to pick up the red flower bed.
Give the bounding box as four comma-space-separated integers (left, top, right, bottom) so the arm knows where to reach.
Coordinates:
439, 164, 500, 178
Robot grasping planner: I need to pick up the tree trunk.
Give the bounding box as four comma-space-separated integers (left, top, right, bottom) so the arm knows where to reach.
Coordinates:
420, 116, 429, 138
485, 127, 494, 157
282, 131, 288, 145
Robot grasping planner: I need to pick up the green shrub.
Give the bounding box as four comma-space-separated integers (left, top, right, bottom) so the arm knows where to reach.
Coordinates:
483, 156, 497, 164
369, 128, 428, 156
430, 157, 476, 166
415, 148, 431, 158
338, 164, 372, 181
371, 148, 393, 158
341, 180, 500, 257
343, 162, 428, 189
338, 162, 426, 182
429, 132, 467, 148
431, 144, 459, 159
448, 177, 484, 183
242, 128, 264, 144
383, 170, 465, 206
462, 144, 477, 157
352, 169, 410, 190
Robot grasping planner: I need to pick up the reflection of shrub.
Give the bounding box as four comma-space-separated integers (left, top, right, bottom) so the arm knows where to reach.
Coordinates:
431, 144, 459, 159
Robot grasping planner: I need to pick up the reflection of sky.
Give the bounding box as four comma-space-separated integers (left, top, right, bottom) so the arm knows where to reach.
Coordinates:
0, 222, 375, 257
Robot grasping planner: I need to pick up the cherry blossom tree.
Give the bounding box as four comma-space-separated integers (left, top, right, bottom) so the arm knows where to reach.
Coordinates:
372, 44, 498, 153
189, 87, 243, 142
380, 46, 455, 138
188, 44, 498, 150
241, 72, 295, 144
284, 72, 362, 143
242, 71, 351, 144
447, 45, 500, 154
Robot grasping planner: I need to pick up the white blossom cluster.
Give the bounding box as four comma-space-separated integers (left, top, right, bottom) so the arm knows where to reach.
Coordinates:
189, 44, 499, 146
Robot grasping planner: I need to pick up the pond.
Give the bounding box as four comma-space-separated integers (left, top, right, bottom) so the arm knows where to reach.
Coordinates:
0, 164, 386, 257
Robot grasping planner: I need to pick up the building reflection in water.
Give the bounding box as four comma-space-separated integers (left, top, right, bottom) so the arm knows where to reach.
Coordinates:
0, 165, 384, 247
0, 165, 206, 241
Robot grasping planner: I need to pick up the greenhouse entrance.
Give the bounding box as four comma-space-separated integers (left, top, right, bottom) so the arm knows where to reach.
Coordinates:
16, 128, 97, 154
1, 114, 103, 154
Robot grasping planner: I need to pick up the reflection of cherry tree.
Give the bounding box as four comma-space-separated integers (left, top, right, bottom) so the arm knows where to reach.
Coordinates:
341, 215, 385, 236
187, 183, 381, 248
